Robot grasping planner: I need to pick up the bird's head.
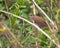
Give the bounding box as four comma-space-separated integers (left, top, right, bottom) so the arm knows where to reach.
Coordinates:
29, 13, 35, 17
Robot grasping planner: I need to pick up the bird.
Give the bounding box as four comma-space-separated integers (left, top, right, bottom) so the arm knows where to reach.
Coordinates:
29, 13, 47, 28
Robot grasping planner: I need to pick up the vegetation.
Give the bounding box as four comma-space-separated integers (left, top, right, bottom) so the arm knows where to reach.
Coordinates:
0, 0, 60, 48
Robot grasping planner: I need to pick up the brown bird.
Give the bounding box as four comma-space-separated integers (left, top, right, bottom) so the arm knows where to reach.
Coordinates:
29, 13, 47, 28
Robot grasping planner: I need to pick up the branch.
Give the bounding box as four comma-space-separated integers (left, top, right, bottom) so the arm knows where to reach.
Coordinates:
0, 10, 60, 48
31, 0, 58, 30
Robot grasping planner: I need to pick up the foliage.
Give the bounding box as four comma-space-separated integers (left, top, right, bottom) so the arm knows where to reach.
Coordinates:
0, 0, 60, 48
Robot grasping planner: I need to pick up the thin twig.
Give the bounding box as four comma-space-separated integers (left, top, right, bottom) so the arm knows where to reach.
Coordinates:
31, 0, 53, 24
33, 3, 36, 15
31, 0, 58, 31
4, 32, 16, 48
32, 3, 38, 48
4, 24, 24, 48
4, 0, 11, 27
0, 10, 60, 47
46, 21, 59, 47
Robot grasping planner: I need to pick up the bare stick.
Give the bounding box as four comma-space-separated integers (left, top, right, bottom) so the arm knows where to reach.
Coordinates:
0, 10, 60, 48
33, 3, 36, 15
31, 0, 53, 24
31, 0, 58, 30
